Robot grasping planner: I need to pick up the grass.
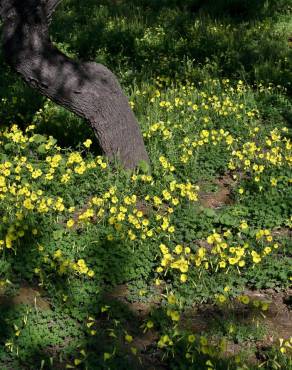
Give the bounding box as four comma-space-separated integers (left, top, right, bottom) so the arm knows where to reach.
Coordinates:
0, 0, 292, 369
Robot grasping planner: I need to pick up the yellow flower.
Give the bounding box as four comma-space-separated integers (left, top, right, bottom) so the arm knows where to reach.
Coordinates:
241, 295, 250, 305
31, 169, 42, 179
159, 244, 169, 255
228, 324, 235, 334
168, 225, 175, 233
142, 219, 149, 227
228, 257, 237, 265
125, 334, 133, 343
240, 221, 248, 230
188, 334, 195, 343
174, 245, 183, 254
87, 270, 95, 277
172, 198, 179, 206
200, 336, 208, 346
226, 135, 234, 145
146, 320, 154, 330
261, 302, 269, 311
251, 250, 261, 264
180, 274, 187, 283
264, 247, 272, 255
170, 311, 180, 321
217, 294, 227, 303
171, 258, 188, 273
67, 219, 75, 228
103, 352, 111, 361
270, 178, 277, 186
155, 278, 161, 286
219, 261, 226, 268
83, 139, 92, 148
167, 294, 176, 305
158, 334, 173, 348
146, 230, 153, 237
23, 198, 34, 210
77, 259, 89, 274
53, 249, 62, 259
61, 174, 70, 183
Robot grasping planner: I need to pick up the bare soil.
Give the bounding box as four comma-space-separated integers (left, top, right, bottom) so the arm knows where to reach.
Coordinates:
199, 174, 235, 209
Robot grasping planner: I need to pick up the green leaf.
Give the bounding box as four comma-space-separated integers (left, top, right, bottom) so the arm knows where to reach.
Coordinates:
138, 160, 151, 174
37, 144, 47, 154
4, 143, 13, 151
32, 134, 47, 144
204, 208, 216, 218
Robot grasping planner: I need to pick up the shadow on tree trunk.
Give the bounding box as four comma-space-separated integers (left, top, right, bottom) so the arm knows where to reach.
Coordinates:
0, 0, 149, 169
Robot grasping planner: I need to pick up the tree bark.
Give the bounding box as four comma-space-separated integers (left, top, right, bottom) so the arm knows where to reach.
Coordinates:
0, 0, 149, 169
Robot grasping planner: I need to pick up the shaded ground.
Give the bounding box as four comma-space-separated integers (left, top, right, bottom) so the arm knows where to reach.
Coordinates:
0, 278, 291, 369
199, 173, 235, 209
0, 285, 51, 311
101, 284, 292, 367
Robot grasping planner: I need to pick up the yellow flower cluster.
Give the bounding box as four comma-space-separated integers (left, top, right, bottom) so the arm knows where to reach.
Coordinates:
157, 243, 205, 283
0, 125, 113, 250
156, 225, 281, 283
180, 129, 235, 164
279, 337, 292, 354
62, 177, 199, 246
228, 127, 291, 187
148, 78, 251, 121
35, 248, 95, 278
206, 228, 279, 268
144, 121, 173, 140
236, 295, 270, 311
157, 334, 173, 348
159, 156, 175, 172
1, 126, 108, 187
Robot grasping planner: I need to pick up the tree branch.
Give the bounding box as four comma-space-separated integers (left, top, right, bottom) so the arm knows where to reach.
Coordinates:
0, 0, 11, 18
44, 0, 62, 23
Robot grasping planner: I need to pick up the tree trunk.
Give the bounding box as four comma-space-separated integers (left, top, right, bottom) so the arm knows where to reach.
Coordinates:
0, 0, 149, 169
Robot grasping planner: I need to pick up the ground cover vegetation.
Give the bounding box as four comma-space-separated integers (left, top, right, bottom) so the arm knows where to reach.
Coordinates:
0, 0, 291, 369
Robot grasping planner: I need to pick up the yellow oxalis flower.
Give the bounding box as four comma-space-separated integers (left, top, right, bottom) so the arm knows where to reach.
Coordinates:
83, 139, 92, 148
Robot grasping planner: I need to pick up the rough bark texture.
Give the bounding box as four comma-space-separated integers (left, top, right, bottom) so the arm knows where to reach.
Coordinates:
0, 0, 149, 169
